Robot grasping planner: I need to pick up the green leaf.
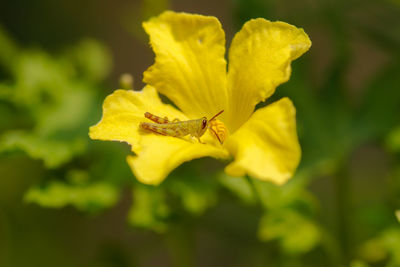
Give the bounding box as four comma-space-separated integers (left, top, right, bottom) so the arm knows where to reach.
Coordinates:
381, 228, 400, 264
252, 177, 317, 213
34, 84, 96, 137
166, 173, 218, 215
258, 209, 320, 255
24, 180, 119, 212
64, 39, 112, 82
218, 173, 256, 204
349, 260, 370, 267
128, 184, 170, 232
0, 33, 104, 168
12, 50, 69, 109
387, 126, 400, 152
360, 228, 400, 265
0, 81, 96, 168
0, 130, 86, 168
359, 238, 387, 263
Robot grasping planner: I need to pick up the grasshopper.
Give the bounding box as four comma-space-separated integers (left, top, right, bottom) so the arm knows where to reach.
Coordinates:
139, 110, 224, 144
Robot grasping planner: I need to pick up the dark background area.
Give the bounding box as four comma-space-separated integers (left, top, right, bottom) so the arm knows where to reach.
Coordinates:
1, 0, 400, 266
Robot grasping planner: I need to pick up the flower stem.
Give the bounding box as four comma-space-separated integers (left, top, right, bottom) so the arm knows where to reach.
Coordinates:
245, 176, 262, 206
334, 162, 351, 265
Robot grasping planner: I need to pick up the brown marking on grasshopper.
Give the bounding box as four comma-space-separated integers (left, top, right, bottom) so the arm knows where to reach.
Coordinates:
139, 110, 224, 144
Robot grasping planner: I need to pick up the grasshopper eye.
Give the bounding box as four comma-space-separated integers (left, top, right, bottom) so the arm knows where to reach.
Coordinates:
202, 119, 207, 129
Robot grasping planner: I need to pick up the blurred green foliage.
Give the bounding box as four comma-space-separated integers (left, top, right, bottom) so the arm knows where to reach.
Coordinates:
25, 180, 118, 212
1, 0, 400, 266
122, 0, 170, 41
0, 26, 120, 213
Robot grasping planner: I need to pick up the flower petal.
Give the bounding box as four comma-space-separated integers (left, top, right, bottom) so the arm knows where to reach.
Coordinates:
226, 19, 311, 131
89, 86, 229, 184
127, 133, 229, 185
143, 11, 228, 120
89, 86, 188, 152
224, 98, 301, 185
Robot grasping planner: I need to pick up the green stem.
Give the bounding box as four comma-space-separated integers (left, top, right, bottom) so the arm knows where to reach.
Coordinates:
245, 176, 263, 207
334, 162, 351, 265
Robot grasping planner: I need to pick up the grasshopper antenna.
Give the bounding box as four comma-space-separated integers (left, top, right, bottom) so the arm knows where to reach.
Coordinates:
210, 128, 223, 144
209, 110, 224, 122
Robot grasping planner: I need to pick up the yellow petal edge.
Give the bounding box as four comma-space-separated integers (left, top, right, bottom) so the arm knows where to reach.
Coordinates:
143, 11, 228, 120
89, 86, 187, 152
225, 98, 301, 185
226, 18, 311, 131
127, 132, 229, 185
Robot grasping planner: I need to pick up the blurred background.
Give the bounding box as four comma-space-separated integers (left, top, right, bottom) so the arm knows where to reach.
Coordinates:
1, 0, 400, 266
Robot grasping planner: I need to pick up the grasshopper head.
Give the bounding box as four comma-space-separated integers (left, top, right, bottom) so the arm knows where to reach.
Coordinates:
196, 110, 224, 140
196, 117, 208, 138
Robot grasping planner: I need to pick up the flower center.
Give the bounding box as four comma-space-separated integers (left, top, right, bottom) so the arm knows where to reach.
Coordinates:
209, 119, 229, 144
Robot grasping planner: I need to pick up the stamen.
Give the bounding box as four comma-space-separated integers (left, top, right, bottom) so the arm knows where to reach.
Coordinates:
208, 119, 229, 144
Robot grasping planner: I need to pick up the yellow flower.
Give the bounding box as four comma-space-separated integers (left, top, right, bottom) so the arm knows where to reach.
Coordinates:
89, 11, 311, 185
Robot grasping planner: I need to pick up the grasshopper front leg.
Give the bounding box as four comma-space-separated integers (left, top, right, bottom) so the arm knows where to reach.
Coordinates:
197, 137, 205, 144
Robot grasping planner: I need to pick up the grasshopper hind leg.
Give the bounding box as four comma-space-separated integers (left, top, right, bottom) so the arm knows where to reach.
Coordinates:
139, 122, 168, 135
